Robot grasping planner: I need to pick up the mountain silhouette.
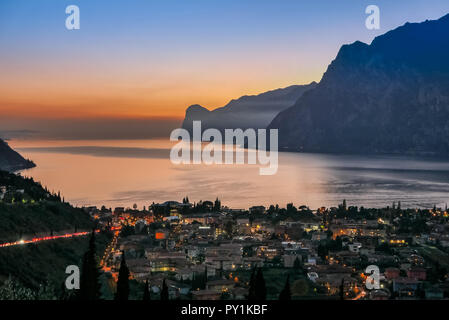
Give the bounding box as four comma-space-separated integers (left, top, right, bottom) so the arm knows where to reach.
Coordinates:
268, 14, 449, 155
0, 139, 35, 172
182, 82, 316, 133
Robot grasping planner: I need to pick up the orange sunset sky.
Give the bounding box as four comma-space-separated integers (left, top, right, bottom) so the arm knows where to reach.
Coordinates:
1, 0, 449, 139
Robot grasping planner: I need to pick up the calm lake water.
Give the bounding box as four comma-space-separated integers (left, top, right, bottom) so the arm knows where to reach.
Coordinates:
10, 139, 449, 210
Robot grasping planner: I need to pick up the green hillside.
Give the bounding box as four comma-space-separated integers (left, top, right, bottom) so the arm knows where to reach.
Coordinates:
0, 170, 93, 242
0, 234, 111, 294
0, 169, 112, 298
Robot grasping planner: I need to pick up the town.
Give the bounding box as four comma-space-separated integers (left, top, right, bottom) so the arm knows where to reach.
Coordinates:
85, 197, 449, 300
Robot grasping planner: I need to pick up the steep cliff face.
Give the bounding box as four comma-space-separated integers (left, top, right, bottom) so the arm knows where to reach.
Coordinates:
0, 139, 35, 172
269, 14, 449, 155
182, 82, 316, 133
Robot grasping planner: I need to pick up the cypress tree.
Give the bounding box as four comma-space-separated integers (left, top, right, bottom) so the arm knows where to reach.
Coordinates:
279, 275, 291, 300
192, 272, 197, 290
59, 281, 71, 301
160, 279, 169, 300
339, 278, 345, 300
247, 267, 257, 300
115, 252, 130, 300
143, 279, 151, 301
293, 256, 302, 271
203, 266, 208, 290
192, 272, 202, 291
78, 230, 101, 300
255, 268, 267, 300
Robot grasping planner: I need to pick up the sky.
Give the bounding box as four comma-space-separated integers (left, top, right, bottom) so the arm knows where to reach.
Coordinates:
1, 0, 449, 139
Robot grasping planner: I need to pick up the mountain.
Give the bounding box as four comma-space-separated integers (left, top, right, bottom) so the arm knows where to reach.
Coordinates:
268, 14, 449, 155
182, 82, 317, 133
0, 139, 35, 172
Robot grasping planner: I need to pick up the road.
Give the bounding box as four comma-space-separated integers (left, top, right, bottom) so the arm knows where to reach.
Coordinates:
352, 290, 367, 300
0, 230, 99, 248
100, 228, 121, 269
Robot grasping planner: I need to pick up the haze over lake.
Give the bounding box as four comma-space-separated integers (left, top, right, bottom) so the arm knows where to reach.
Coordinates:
10, 139, 449, 210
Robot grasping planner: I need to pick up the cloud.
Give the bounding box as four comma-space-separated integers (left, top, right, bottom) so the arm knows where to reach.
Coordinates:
0, 116, 182, 140
16, 146, 170, 159
0, 130, 40, 140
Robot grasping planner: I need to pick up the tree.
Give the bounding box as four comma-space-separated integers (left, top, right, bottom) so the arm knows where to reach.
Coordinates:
317, 243, 329, 261
286, 203, 297, 214
115, 252, 130, 300
255, 268, 267, 300
339, 279, 345, 300
243, 246, 254, 257
327, 236, 343, 251
78, 230, 101, 300
160, 279, 169, 300
192, 272, 198, 290
143, 279, 151, 301
203, 266, 208, 288
214, 197, 221, 211
224, 221, 234, 237
428, 261, 448, 283
0, 277, 35, 300
192, 271, 206, 291
59, 281, 74, 301
36, 281, 57, 300
291, 279, 309, 297
293, 256, 302, 271
247, 268, 257, 300
279, 275, 291, 300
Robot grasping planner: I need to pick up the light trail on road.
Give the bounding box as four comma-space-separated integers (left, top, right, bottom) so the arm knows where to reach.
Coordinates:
352, 290, 366, 300
0, 230, 104, 248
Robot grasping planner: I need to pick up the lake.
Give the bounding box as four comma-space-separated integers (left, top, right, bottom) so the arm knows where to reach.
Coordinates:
9, 139, 449, 210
